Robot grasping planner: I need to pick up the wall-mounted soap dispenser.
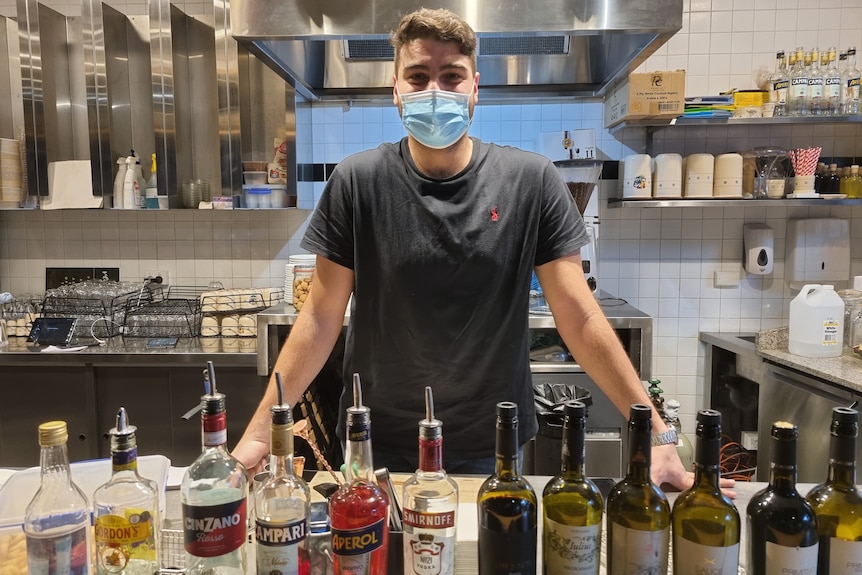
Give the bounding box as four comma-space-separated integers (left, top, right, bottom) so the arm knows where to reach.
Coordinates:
785, 218, 850, 288
743, 223, 773, 275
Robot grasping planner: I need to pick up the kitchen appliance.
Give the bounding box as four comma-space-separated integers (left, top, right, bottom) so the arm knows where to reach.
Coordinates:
230, 0, 683, 102
552, 158, 603, 292
713, 153, 743, 198
536, 129, 597, 162
620, 154, 652, 198
652, 153, 682, 198
742, 147, 791, 198
743, 223, 774, 275
683, 153, 715, 197
785, 218, 850, 288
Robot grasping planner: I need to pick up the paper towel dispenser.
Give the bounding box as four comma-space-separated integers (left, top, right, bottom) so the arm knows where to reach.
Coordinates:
785, 218, 850, 288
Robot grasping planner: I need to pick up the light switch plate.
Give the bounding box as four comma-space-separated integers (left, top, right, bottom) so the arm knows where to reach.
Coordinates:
714, 270, 740, 287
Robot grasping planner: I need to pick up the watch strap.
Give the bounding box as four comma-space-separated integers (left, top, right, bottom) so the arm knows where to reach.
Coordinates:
651, 428, 679, 446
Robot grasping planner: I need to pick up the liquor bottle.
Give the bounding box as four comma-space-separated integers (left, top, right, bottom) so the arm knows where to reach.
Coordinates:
329, 373, 389, 574
671, 409, 740, 575
542, 400, 603, 575
93, 407, 160, 575
24, 421, 93, 575
606, 404, 670, 575
746, 421, 818, 575
825, 163, 842, 195
769, 50, 789, 116
825, 47, 843, 115
477, 402, 538, 575
808, 48, 825, 115
253, 373, 311, 575
806, 407, 862, 575
182, 361, 249, 574
843, 47, 860, 115
789, 47, 809, 116
402, 386, 459, 575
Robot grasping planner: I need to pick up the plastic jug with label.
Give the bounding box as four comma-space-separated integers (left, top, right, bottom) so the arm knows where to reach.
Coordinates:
788, 284, 845, 357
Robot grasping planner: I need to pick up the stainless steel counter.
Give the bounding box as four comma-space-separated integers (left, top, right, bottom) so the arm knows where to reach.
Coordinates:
256, 292, 654, 376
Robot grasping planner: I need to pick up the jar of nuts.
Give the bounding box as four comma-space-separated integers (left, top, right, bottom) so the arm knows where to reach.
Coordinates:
293, 265, 314, 312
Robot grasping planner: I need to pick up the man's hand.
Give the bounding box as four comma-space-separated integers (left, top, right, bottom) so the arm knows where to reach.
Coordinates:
651, 443, 736, 498
232, 436, 270, 477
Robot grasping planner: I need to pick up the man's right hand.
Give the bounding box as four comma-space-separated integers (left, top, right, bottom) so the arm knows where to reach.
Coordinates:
232, 436, 270, 476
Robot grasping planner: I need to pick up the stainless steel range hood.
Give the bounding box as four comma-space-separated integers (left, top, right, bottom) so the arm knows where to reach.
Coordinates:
230, 0, 683, 102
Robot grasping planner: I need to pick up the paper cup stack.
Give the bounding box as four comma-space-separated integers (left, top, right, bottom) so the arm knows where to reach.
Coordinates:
0, 138, 23, 207
284, 254, 316, 309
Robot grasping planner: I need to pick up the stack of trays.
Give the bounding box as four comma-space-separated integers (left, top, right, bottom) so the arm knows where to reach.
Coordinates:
284, 254, 316, 309
0, 137, 23, 208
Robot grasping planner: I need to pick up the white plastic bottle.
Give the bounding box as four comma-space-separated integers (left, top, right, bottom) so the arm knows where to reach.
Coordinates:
113, 156, 128, 209
122, 154, 138, 209
789, 284, 845, 357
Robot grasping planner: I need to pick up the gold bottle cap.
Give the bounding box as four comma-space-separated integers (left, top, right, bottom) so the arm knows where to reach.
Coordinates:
38, 421, 68, 447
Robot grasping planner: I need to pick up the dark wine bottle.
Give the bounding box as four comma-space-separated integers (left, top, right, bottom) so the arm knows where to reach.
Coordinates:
477, 402, 537, 575
671, 409, 740, 575
746, 421, 818, 575
806, 407, 862, 575
542, 400, 603, 575
606, 403, 670, 575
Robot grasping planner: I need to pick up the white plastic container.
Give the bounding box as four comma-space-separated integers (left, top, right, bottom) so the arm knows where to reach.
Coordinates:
788, 284, 845, 357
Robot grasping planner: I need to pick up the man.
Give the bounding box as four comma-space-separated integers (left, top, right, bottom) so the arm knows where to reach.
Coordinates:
234, 8, 704, 491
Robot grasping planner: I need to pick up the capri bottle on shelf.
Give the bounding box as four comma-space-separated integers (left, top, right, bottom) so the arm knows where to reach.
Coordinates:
606, 404, 670, 575
806, 407, 862, 574
672, 409, 740, 575
541, 400, 603, 575
746, 421, 818, 575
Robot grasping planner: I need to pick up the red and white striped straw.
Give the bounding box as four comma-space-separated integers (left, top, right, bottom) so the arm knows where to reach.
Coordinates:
790, 147, 821, 176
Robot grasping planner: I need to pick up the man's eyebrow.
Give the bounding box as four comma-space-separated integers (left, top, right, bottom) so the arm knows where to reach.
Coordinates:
401, 62, 470, 74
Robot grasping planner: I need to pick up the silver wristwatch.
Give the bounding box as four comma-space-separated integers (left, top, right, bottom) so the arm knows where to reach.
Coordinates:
651, 428, 679, 446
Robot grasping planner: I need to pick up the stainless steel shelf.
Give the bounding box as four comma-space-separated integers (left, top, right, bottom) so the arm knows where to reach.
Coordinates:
609, 114, 862, 133
608, 197, 862, 208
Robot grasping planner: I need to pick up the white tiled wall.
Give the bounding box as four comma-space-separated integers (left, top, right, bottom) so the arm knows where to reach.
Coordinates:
1, 0, 862, 434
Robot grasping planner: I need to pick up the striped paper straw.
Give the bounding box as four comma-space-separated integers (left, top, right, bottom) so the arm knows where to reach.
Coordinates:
790, 147, 821, 176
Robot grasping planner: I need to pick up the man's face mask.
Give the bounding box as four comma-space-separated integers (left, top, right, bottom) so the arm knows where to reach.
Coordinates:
397, 86, 473, 149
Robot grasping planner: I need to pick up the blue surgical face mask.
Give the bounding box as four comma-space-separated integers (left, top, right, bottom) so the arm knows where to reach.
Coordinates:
397, 87, 472, 149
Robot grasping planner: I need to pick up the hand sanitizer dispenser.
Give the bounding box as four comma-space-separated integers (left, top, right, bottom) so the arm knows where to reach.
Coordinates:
785, 218, 850, 288
743, 223, 773, 275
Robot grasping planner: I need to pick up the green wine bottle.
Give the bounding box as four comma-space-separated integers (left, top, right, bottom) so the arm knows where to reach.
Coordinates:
606, 403, 670, 575
542, 400, 603, 575
671, 409, 740, 574
806, 407, 862, 575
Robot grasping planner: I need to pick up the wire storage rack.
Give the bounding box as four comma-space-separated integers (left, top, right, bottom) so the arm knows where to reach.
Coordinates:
123, 286, 205, 338
42, 280, 158, 339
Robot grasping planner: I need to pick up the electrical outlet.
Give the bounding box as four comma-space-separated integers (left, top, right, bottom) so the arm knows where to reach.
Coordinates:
145, 270, 170, 285
741, 431, 758, 451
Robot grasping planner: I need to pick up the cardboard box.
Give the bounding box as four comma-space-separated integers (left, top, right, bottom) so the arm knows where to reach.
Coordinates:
604, 70, 686, 128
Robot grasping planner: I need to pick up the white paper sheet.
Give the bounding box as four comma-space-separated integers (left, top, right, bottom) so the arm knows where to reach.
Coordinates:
42, 160, 103, 210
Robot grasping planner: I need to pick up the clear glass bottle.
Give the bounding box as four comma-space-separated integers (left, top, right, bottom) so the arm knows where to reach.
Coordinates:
606, 404, 670, 575
542, 400, 603, 575
825, 47, 843, 115
24, 420, 93, 575
806, 407, 862, 574
844, 47, 861, 115
789, 47, 809, 116
329, 374, 389, 575
672, 409, 740, 575
477, 402, 538, 575
850, 165, 862, 198
769, 50, 790, 116
402, 386, 459, 575
93, 408, 160, 575
254, 373, 311, 575
182, 362, 249, 574
292, 265, 314, 312
746, 421, 818, 575
808, 48, 825, 115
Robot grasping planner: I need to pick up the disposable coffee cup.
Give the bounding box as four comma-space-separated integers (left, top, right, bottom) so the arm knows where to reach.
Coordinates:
762, 102, 776, 118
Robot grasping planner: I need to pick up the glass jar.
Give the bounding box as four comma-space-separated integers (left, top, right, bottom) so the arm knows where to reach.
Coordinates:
293, 265, 314, 312
838, 289, 862, 349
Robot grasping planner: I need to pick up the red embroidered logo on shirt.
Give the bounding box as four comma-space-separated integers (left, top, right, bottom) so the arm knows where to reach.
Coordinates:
491, 206, 498, 222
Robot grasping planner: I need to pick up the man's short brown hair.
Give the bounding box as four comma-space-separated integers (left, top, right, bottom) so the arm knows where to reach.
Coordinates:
390, 8, 477, 73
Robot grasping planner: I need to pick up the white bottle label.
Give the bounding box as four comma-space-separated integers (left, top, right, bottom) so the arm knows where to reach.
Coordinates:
829, 537, 862, 574
403, 509, 456, 575
543, 519, 600, 575
826, 76, 843, 99
609, 522, 669, 575
791, 78, 809, 99
674, 537, 739, 575
764, 541, 818, 575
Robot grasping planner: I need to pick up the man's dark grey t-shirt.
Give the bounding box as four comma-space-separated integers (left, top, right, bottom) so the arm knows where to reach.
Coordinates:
301, 137, 589, 459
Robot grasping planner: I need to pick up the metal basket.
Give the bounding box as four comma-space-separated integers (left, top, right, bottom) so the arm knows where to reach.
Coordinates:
42, 282, 157, 338
123, 286, 205, 338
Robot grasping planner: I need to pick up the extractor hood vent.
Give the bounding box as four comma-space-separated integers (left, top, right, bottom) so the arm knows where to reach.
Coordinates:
231, 0, 684, 102
479, 36, 569, 57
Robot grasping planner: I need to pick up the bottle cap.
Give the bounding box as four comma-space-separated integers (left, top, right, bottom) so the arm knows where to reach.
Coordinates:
108, 407, 137, 452
564, 400, 587, 421
629, 403, 653, 421
771, 420, 797, 440
38, 420, 68, 447
271, 372, 293, 426
201, 361, 226, 415
496, 401, 518, 426
346, 373, 370, 427
832, 406, 858, 433
419, 386, 442, 441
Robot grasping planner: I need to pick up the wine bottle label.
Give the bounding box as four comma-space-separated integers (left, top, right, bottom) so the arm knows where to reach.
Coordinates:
403, 528, 456, 575
95, 510, 156, 569
543, 519, 600, 575
828, 537, 862, 574
609, 523, 669, 575
673, 537, 739, 575
26, 525, 89, 575
331, 517, 385, 574
255, 517, 307, 575
764, 541, 818, 575
183, 497, 248, 557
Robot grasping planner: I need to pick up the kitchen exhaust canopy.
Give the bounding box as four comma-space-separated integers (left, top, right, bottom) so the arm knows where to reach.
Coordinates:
230, 0, 683, 102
